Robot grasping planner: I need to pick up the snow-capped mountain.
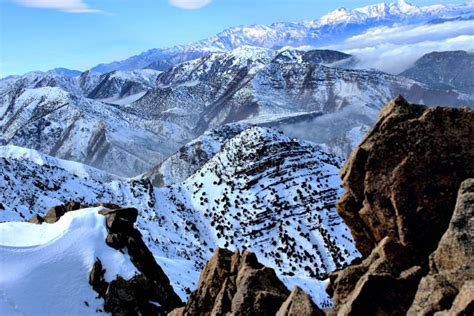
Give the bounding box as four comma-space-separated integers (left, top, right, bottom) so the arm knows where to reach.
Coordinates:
130, 46, 472, 158
88, 1, 474, 73
0, 125, 359, 304
3, 46, 472, 177
400, 50, 474, 93
0, 86, 192, 176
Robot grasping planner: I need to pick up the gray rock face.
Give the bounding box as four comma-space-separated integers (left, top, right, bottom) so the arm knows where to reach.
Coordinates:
401, 50, 474, 94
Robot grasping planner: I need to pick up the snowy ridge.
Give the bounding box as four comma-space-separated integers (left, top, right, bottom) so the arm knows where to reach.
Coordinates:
0, 86, 192, 176
0, 125, 359, 305
0, 208, 138, 315
0, 145, 119, 182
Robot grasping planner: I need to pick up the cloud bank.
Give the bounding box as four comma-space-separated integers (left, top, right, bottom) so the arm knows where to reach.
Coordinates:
169, 0, 212, 10
324, 19, 474, 74
14, 0, 100, 13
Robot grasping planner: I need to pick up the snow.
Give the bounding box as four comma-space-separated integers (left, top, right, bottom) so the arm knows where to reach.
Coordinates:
0, 207, 137, 315
0, 145, 119, 182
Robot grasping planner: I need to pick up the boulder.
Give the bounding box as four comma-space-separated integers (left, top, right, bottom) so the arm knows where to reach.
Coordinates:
276, 286, 325, 316
173, 249, 294, 316
28, 214, 44, 224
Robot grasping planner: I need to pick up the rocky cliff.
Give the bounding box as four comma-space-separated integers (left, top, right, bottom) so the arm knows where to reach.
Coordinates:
327, 97, 473, 315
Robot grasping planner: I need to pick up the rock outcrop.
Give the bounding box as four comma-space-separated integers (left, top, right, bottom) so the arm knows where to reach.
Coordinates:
90, 207, 183, 315
337, 96, 473, 257
327, 97, 473, 315
170, 248, 324, 316
407, 179, 474, 315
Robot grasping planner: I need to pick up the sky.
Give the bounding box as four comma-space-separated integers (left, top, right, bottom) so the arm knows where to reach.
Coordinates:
0, 0, 470, 76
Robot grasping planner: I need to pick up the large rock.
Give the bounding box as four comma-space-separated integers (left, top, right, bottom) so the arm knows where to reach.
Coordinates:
327, 98, 473, 316
91, 207, 183, 314
337, 96, 473, 257
171, 249, 321, 316
407, 179, 474, 315
276, 286, 325, 316
43, 201, 84, 223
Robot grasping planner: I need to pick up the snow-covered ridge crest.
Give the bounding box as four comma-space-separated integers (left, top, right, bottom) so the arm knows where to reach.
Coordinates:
0, 145, 119, 182
316, 0, 473, 25
0, 207, 138, 315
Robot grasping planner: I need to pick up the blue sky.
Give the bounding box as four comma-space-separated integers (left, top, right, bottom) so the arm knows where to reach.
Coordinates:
0, 0, 468, 76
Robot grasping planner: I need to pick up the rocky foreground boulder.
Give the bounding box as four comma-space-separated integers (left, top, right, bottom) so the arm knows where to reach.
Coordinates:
169, 248, 324, 316
92, 207, 183, 315
327, 97, 473, 315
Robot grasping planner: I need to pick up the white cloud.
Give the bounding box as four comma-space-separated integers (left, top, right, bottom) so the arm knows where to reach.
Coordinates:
14, 0, 100, 13
324, 20, 474, 74
169, 0, 212, 10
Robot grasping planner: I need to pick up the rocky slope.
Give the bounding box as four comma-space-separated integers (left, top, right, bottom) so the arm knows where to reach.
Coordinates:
400, 50, 474, 94
0, 125, 359, 304
0, 85, 191, 176
326, 97, 473, 315
169, 249, 324, 316
86, 69, 161, 102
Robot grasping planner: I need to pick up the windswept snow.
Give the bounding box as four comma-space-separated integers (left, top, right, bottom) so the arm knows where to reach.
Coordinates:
0, 207, 137, 315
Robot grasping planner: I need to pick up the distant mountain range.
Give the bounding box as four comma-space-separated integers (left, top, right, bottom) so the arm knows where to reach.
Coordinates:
90, 0, 474, 73
1, 46, 473, 176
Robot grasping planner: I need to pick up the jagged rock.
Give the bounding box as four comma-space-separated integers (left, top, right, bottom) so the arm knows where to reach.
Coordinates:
43, 201, 84, 223
99, 207, 138, 233
28, 214, 44, 224
93, 202, 121, 209
337, 96, 474, 257
276, 286, 325, 316
94, 207, 182, 314
173, 249, 293, 316
89, 258, 108, 298
407, 179, 474, 315
328, 98, 473, 316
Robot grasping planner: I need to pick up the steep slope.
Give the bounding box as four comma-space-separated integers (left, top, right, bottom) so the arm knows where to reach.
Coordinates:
0, 86, 192, 176
86, 69, 161, 102
142, 123, 250, 186
400, 50, 474, 93
0, 126, 359, 305
88, 1, 474, 73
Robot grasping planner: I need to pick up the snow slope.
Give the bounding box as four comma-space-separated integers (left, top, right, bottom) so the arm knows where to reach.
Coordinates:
0, 207, 137, 315
0, 126, 360, 305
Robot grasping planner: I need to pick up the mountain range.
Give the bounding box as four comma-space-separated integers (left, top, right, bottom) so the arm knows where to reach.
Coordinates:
0, 1, 473, 314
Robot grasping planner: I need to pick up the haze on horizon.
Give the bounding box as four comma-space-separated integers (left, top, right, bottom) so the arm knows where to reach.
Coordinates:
0, 0, 471, 77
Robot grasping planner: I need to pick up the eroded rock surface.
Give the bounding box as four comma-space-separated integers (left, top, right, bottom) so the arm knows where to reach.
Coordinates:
90, 206, 183, 315
338, 96, 473, 257
170, 248, 322, 316
327, 98, 473, 316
